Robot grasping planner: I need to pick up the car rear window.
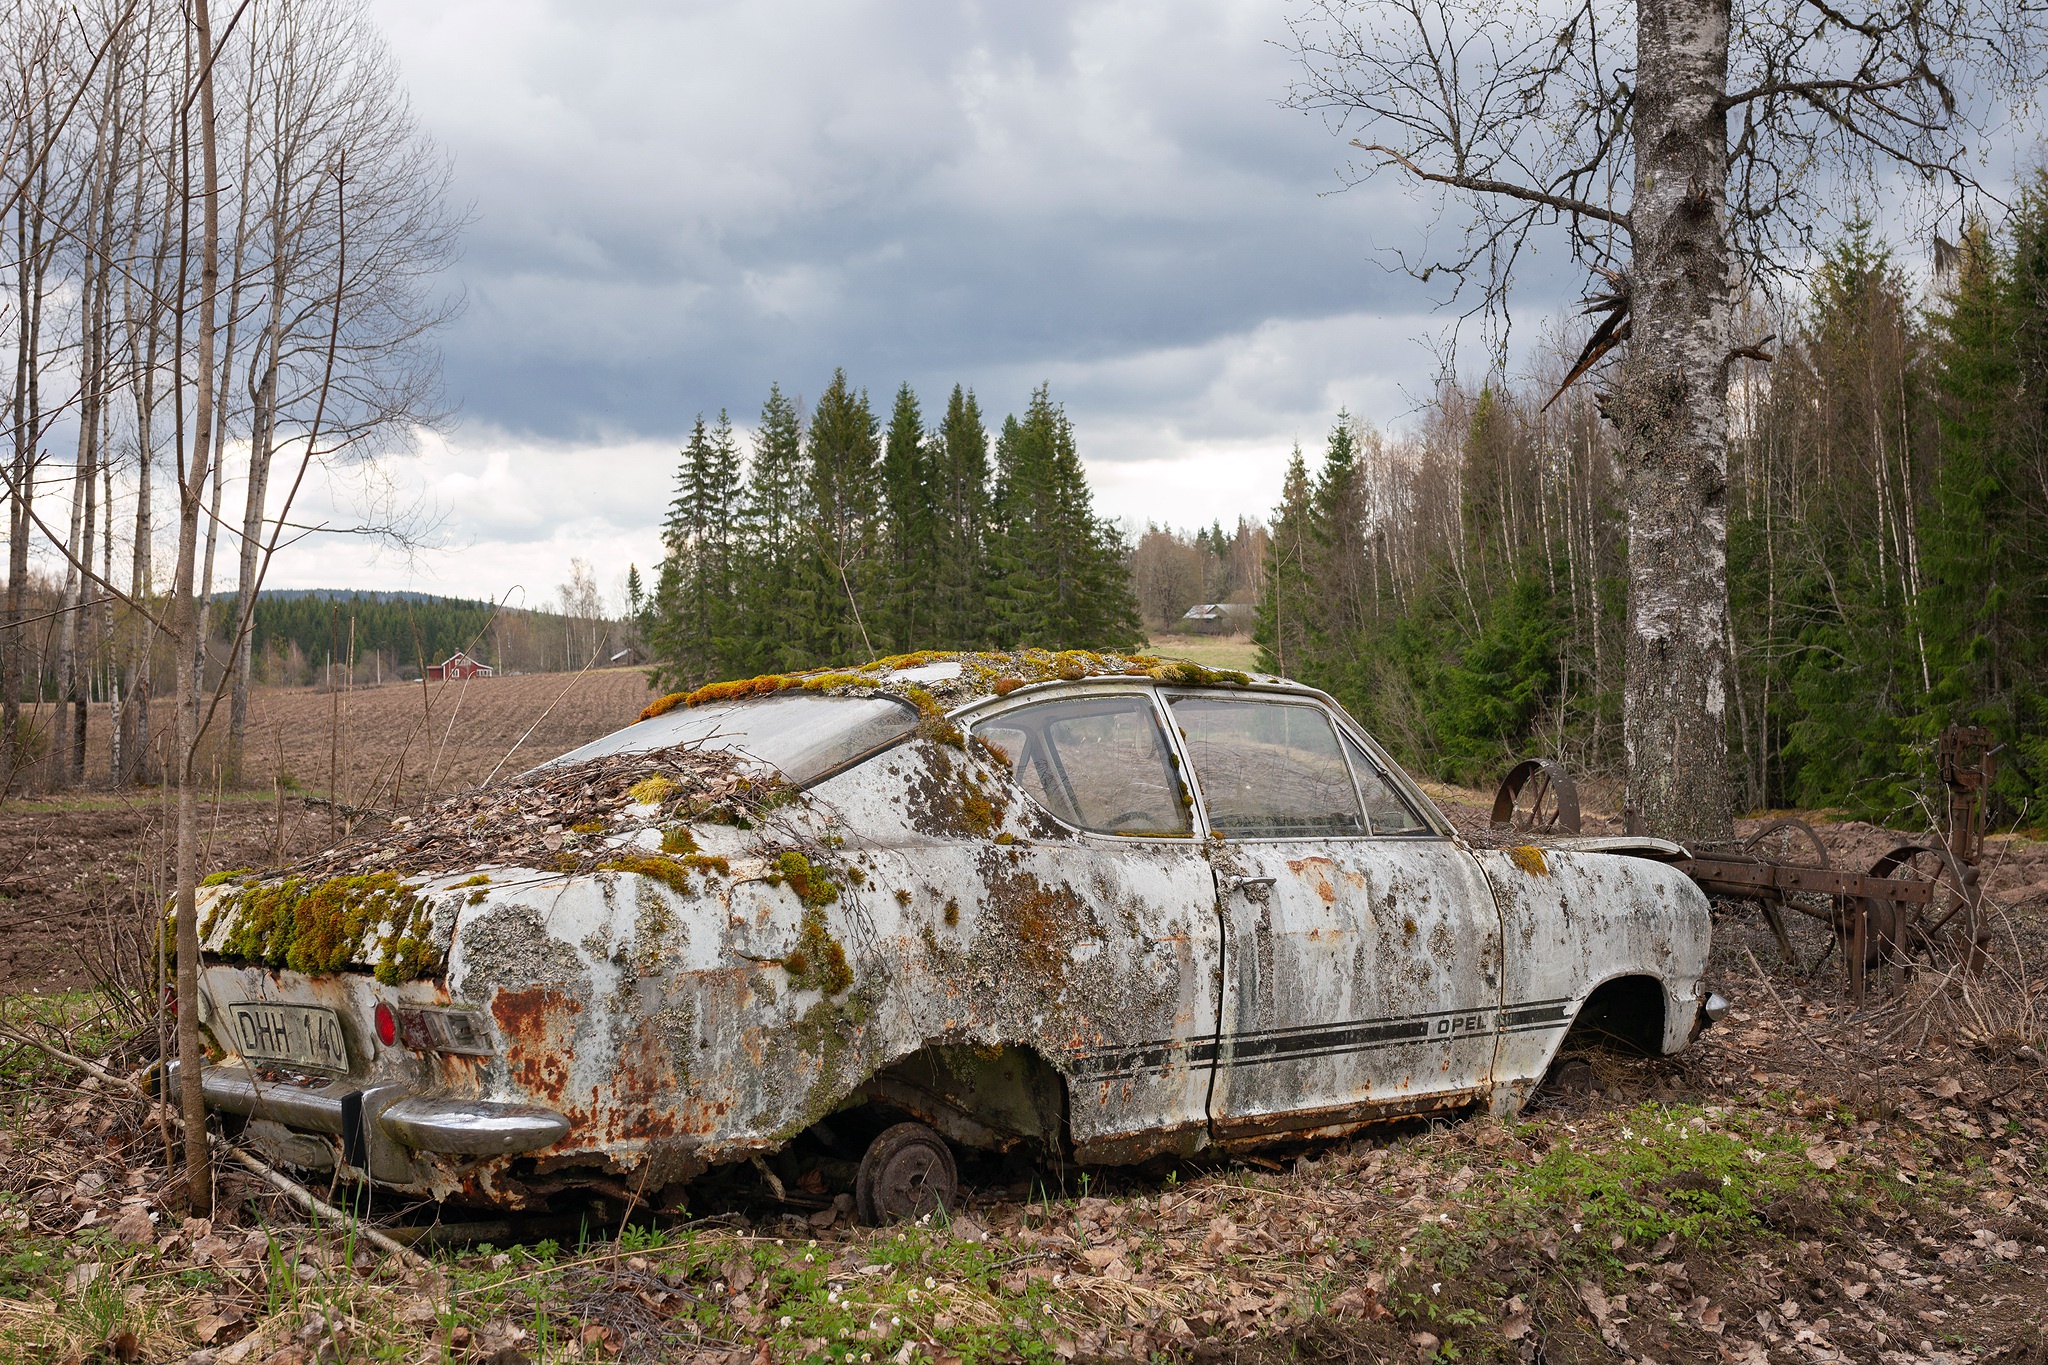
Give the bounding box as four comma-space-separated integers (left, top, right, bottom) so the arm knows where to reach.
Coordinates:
1168, 696, 1365, 838
532, 694, 919, 785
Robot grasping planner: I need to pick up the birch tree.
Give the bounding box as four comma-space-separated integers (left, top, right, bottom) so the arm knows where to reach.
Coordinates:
1285, 0, 2047, 841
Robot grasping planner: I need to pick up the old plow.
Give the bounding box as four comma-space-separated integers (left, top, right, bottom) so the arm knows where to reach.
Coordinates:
1490, 727, 1999, 1002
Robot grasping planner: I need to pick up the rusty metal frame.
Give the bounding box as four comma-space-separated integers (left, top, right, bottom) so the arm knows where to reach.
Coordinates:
1488, 723, 1998, 1003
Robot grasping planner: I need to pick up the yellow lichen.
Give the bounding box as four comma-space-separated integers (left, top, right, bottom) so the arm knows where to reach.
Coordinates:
570, 820, 606, 835
1508, 845, 1550, 876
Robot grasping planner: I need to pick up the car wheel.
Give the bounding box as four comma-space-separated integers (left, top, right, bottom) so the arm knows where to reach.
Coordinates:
855, 1121, 958, 1224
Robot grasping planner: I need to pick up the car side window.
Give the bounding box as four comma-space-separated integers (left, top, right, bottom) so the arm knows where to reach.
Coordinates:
1340, 731, 1430, 834
973, 695, 1191, 837
1167, 696, 1364, 838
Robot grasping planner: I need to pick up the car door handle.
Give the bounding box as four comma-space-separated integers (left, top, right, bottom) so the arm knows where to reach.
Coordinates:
1223, 875, 1276, 896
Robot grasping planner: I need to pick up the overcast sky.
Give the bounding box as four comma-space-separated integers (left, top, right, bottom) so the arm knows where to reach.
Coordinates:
285, 0, 1524, 605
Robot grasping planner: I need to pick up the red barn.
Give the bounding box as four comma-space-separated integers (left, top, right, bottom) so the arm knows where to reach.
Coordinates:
426, 650, 494, 681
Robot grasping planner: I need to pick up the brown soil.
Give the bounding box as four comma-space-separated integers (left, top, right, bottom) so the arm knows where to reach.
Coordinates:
0, 669, 659, 995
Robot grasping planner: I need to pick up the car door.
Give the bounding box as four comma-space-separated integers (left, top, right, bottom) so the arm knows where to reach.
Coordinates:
1166, 693, 1504, 1143
966, 687, 1225, 1164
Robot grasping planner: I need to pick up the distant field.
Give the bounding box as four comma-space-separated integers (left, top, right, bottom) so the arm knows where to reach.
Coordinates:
1147, 633, 1262, 672
22, 667, 660, 802
245, 667, 660, 804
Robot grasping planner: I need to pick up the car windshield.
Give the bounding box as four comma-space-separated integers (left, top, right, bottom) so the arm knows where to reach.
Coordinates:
530, 694, 919, 785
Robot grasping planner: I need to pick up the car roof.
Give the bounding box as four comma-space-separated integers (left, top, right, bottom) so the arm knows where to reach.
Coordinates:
635, 648, 1300, 723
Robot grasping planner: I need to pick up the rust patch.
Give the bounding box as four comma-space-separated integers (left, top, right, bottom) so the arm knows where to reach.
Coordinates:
1287, 856, 1340, 904
491, 986, 583, 1106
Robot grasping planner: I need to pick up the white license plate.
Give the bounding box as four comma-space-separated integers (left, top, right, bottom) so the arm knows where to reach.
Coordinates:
227, 1002, 350, 1071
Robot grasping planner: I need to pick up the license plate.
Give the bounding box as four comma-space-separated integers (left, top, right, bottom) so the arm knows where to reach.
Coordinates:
227, 1002, 350, 1071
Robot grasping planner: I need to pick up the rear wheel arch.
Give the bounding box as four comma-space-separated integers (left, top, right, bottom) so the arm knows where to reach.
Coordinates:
841, 1041, 1070, 1157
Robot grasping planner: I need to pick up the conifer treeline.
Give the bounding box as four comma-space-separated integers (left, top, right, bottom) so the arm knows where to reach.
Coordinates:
1257, 183, 2048, 822
644, 373, 1141, 687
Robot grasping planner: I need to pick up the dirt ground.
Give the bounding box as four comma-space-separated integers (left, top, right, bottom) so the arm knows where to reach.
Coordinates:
0, 669, 659, 995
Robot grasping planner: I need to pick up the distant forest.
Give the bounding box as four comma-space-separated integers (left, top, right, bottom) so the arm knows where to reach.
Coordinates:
1257, 193, 2048, 822
222, 583, 621, 686
643, 373, 1140, 687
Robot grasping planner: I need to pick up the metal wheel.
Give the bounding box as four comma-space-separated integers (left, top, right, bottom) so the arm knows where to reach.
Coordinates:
855, 1121, 957, 1225
1740, 818, 1831, 964
1853, 844, 1986, 981
1489, 759, 1582, 836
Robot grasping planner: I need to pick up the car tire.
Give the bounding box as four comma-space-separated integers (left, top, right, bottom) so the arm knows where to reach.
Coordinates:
855, 1121, 958, 1225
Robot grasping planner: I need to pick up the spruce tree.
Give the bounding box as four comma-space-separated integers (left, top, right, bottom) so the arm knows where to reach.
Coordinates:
932, 385, 991, 648
989, 384, 1142, 650
1254, 446, 1313, 677
792, 370, 883, 663
877, 384, 936, 652
734, 384, 808, 673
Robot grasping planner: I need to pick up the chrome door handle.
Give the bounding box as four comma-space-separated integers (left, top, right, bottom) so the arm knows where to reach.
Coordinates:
1223, 875, 1276, 896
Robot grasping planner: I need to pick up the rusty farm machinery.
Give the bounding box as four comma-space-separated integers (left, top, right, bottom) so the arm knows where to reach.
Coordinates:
1490, 726, 2001, 1002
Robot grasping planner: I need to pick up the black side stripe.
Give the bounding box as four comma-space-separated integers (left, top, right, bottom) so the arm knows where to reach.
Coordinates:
1070, 997, 1575, 1081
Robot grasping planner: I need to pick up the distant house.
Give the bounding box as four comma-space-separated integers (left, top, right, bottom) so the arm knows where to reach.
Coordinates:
427, 650, 494, 681
1177, 602, 1253, 636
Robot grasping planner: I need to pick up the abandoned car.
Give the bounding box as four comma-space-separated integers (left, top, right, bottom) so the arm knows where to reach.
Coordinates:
186, 650, 1719, 1220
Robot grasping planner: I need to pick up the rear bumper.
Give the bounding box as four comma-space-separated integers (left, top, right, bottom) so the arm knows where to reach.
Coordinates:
174, 1062, 570, 1164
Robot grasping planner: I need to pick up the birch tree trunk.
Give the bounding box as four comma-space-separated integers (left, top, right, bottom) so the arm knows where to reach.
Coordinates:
173, 0, 221, 1216
1611, 0, 1735, 844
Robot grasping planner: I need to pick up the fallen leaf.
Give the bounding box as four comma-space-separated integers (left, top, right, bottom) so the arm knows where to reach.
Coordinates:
109, 1205, 155, 1246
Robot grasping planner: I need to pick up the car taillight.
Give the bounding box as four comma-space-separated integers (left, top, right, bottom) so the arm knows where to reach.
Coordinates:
374, 1001, 397, 1047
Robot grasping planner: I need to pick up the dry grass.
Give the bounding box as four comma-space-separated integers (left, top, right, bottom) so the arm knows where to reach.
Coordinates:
1146, 634, 1262, 673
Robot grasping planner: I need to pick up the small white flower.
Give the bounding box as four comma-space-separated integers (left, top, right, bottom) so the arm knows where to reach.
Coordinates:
1572, 1223, 1582, 1233
907, 1289, 919, 1302
891, 1316, 901, 1327
808, 1239, 818, 1248
1432, 1282, 1442, 1294
829, 1290, 840, 1304
1722, 1176, 1733, 1186
779, 1316, 792, 1329
924, 1276, 936, 1290
1042, 1303, 1054, 1316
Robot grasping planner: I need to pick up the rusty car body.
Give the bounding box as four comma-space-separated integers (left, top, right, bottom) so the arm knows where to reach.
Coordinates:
185, 650, 1717, 1218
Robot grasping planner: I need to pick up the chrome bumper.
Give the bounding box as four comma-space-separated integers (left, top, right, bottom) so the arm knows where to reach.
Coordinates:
174, 1062, 569, 1172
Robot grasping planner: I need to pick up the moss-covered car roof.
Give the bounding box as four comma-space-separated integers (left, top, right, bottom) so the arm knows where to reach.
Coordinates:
639, 647, 1264, 722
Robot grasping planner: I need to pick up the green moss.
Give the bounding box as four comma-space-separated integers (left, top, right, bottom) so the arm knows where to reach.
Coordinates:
200, 868, 255, 887
763, 851, 838, 908
206, 872, 441, 982
660, 825, 699, 855
1148, 660, 1251, 688
570, 819, 606, 835
780, 906, 853, 996
629, 773, 683, 805
598, 853, 725, 896
456, 874, 492, 887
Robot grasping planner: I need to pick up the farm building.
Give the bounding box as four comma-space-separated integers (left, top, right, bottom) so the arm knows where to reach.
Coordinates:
1176, 602, 1253, 635
426, 650, 494, 681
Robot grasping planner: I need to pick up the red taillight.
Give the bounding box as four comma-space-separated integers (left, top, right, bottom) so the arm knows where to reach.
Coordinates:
374, 1001, 397, 1047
